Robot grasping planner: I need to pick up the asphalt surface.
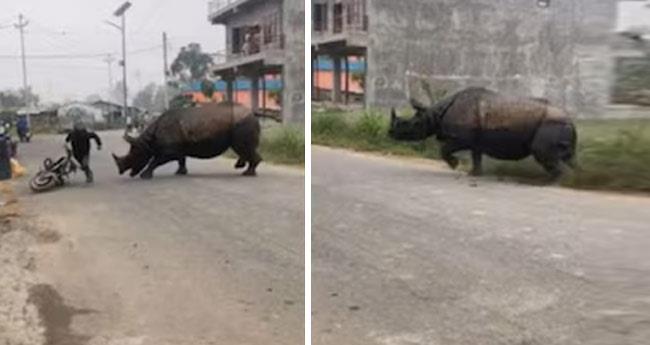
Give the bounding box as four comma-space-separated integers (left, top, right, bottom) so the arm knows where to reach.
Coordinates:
14, 131, 304, 345
312, 146, 650, 345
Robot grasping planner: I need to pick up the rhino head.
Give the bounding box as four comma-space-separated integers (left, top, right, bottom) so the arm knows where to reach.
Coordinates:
388, 99, 434, 141
112, 135, 153, 177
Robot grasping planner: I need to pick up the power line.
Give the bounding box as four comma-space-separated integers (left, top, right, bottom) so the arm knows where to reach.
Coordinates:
0, 45, 163, 60
0, 53, 109, 60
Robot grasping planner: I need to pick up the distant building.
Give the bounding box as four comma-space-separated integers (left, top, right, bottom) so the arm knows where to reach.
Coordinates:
57, 102, 106, 128
312, 0, 618, 117
91, 100, 141, 119
208, 0, 305, 122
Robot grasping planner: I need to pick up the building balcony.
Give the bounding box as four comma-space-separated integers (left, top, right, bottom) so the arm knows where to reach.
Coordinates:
212, 42, 285, 78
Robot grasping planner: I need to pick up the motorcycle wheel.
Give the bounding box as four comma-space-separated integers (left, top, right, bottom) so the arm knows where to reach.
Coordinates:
29, 171, 59, 193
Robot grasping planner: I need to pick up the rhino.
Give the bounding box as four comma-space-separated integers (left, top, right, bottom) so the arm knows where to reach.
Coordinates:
112, 101, 262, 179
389, 87, 577, 179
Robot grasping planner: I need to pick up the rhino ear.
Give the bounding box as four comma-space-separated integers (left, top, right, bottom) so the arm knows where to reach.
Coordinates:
410, 98, 427, 112
390, 108, 397, 123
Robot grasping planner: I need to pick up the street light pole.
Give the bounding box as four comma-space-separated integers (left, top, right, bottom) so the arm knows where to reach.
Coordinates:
108, 1, 132, 126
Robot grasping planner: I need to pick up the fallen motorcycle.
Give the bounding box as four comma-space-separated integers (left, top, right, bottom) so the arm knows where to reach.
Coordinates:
29, 146, 77, 193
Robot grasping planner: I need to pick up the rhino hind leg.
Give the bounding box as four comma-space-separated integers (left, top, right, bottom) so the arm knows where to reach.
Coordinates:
234, 158, 246, 169
532, 121, 576, 180
176, 157, 188, 175
470, 150, 483, 176
242, 153, 262, 176
231, 118, 262, 176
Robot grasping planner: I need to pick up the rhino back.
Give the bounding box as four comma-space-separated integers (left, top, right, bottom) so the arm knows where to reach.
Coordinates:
480, 95, 549, 132
152, 102, 253, 146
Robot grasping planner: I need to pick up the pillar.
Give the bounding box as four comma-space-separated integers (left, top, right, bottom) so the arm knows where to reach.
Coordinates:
251, 75, 260, 111
332, 55, 342, 103
226, 78, 234, 102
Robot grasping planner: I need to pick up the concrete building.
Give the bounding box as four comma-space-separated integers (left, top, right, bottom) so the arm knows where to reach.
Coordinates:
312, 0, 618, 117
208, 0, 305, 122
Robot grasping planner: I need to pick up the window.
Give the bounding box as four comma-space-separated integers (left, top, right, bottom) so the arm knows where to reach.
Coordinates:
314, 3, 328, 32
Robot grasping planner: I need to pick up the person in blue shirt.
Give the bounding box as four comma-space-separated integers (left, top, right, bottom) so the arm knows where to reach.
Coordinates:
16, 116, 30, 142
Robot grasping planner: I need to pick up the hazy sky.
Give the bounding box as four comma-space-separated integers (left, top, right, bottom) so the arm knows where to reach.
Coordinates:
618, 0, 650, 31
1, 1, 649, 105
0, 0, 224, 104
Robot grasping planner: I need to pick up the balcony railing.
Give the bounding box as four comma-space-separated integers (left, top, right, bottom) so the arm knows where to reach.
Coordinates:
228, 34, 284, 61
226, 11, 284, 61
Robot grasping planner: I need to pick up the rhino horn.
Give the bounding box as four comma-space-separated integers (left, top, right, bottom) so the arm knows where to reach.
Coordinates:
112, 153, 127, 175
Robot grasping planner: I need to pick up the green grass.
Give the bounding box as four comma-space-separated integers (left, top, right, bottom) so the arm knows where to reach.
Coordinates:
312, 109, 442, 159
259, 124, 305, 166
313, 109, 650, 193
226, 123, 304, 166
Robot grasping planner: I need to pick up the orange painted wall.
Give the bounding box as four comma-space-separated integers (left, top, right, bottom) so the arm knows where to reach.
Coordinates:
314, 71, 364, 93
187, 91, 281, 110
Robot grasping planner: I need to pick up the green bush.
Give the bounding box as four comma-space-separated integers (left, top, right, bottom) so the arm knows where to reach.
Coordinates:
259, 125, 304, 165
312, 111, 348, 138
354, 111, 386, 142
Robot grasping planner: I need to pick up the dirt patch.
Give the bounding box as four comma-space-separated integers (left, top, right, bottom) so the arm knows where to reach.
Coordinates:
0, 218, 45, 344
35, 229, 61, 244
27, 284, 96, 345
0, 181, 63, 344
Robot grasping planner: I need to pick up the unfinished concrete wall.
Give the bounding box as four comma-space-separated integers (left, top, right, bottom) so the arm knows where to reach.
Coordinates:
282, 0, 306, 122
365, 0, 616, 117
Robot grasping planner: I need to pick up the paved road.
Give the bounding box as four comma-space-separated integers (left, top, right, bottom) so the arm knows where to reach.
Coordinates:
312, 146, 650, 345
15, 131, 304, 345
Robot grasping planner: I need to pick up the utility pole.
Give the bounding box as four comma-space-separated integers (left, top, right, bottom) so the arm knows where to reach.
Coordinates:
103, 54, 115, 91
14, 14, 29, 106
162, 32, 170, 110
120, 12, 128, 120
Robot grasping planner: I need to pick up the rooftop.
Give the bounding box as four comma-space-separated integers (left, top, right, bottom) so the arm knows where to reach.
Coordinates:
208, 0, 269, 24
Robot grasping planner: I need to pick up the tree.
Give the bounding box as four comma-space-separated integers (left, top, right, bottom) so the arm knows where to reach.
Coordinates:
132, 83, 157, 111
152, 85, 180, 113
0, 90, 23, 109
0, 87, 39, 109
170, 43, 214, 84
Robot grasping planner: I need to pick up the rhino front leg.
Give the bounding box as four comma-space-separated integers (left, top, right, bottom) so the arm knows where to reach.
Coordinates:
140, 155, 175, 180
176, 157, 188, 175
440, 142, 466, 170
470, 150, 483, 176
